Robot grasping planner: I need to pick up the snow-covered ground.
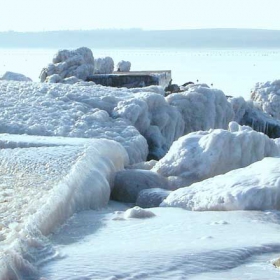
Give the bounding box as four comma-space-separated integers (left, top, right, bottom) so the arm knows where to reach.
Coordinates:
1, 48, 280, 279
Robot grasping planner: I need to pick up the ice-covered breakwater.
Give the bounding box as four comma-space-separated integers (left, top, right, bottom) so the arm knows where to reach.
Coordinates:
0, 135, 128, 278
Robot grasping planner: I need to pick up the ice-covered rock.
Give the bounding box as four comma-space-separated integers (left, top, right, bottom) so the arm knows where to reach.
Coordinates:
94, 57, 114, 74
136, 188, 171, 208
229, 96, 280, 138
111, 169, 170, 203
166, 85, 234, 135
40, 47, 95, 83
161, 157, 280, 211
114, 91, 184, 159
127, 160, 158, 170
0, 71, 32, 82
117, 60, 131, 72
153, 122, 280, 187
124, 206, 155, 219
251, 80, 280, 120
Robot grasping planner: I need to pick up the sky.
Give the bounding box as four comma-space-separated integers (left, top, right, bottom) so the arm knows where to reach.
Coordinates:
1, 0, 280, 32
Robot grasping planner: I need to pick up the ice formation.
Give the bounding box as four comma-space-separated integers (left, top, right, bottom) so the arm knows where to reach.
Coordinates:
136, 188, 171, 208
152, 122, 280, 187
0, 135, 127, 277
166, 85, 234, 134
113, 91, 184, 159
116, 60, 131, 72
94, 56, 114, 74
0, 71, 32, 82
251, 80, 280, 120
0, 81, 151, 164
162, 157, 280, 211
39, 47, 95, 83
112, 169, 170, 203
124, 206, 156, 219
229, 96, 280, 138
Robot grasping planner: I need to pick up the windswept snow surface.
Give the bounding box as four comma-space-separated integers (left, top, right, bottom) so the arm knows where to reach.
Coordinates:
153, 122, 279, 187
0, 135, 127, 279
162, 157, 280, 211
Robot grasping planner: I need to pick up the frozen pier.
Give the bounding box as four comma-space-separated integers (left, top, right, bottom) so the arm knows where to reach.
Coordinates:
86, 70, 172, 88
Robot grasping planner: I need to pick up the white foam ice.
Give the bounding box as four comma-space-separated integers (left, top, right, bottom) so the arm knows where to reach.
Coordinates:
162, 157, 280, 211
152, 122, 279, 188
0, 134, 128, 279
0, 80, 150, 164
251, 80, 280, 120
166, 85, 234, 135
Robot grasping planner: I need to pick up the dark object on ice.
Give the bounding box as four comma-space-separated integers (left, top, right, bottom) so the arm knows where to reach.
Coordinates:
111, 169, 170, 203
182, 81, 194, 86
136, 188, 171, 208
87, 70, 171, 89
165, 79, 180, 94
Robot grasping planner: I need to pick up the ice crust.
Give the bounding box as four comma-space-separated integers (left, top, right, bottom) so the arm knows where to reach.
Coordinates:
0, 135, 127, 277
153, 122, 280, 187
162, 157, 280, 211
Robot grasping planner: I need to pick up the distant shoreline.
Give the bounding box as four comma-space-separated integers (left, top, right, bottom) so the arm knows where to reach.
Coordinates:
1, 29, 280, 49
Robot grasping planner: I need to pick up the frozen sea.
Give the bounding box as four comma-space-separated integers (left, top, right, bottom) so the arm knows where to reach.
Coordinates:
1, 48, 280, 280
1, 48, 280, 99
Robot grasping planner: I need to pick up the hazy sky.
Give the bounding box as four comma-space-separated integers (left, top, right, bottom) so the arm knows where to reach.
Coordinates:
2, 0, 280, 32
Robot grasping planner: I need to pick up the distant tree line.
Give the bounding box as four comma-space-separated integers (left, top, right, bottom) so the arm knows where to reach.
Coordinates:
1, 29, 280, 49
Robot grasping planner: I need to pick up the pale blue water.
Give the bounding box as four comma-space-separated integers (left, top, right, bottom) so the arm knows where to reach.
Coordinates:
0, 48, 280, 99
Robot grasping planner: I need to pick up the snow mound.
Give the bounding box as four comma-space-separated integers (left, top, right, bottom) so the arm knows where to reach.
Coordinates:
94, 56, 114, 74
117, 60, 131, 72
162, 157, 280, 211
40, 47, 95, 83
111, 169, 170, 203
124, 206, 156, 219
136, 188, 171, 208
166, 85, 234, 135
251, 80, 280, 120
0, 71, 32, 82
153, 122, 279, 187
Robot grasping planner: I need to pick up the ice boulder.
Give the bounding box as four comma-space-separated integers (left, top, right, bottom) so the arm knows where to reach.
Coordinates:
166, 85, 234, 135
40, 47, 95, 83
0, 71, 32, 82
251, 80, 280, 120
124, 206, 155, 219
136, 188, 171, 208
162, 157, 280, 211
111, 169, 170, 203
94, 56, 114, 74
152, 122, 280, 188
117, 60, 131, 72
